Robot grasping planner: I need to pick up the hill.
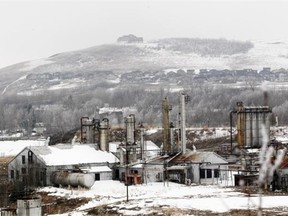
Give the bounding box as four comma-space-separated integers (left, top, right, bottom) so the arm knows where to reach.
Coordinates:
1, 37, 288, 136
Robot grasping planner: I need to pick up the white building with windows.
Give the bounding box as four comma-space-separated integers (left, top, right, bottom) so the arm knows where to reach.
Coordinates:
7, 144, 119, 187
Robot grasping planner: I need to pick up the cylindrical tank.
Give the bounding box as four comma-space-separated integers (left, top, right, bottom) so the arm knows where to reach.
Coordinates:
236, 102, 271, 148
86, 119, 95, 144
125, 114, 135, 145
17, 198, 41, 216
99, 118, 109, 151
50, 172, 94, 189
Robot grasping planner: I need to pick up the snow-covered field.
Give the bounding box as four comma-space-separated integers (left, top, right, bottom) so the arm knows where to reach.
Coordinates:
40, 180, 288, 215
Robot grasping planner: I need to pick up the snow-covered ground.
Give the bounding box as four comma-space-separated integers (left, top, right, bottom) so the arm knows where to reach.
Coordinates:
40, 180, 288, 215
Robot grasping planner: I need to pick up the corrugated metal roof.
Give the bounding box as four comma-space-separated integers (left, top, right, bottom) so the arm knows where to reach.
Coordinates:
279, 156, 288, 169
172, 150, 228, 164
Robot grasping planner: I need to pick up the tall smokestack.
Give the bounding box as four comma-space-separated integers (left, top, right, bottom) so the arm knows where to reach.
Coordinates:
139, 123, 145, 161
99, 118, 109, 151
125, 114, 135, 145
170, 122, 175, 153
162, 97, 171, 153
125, 114, 137, 163
179, 94, 190, 154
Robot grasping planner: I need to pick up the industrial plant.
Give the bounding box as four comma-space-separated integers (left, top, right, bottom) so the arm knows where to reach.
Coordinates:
0, 92, 287, 215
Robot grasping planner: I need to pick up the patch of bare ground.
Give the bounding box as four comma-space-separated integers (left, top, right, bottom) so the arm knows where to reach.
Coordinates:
39, 192, 91, 215
86, 204, 119, 216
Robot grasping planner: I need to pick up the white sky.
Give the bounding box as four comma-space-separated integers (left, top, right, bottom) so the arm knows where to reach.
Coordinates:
0, 0, 287, 68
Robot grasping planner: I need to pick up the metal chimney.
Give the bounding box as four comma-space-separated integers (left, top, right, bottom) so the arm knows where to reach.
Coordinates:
80, 117, 98, 144
99, 118, 109, 151
125, 114, 137, 163
162, 97, 171, 154
125, 114, 135, 145
179, 94, 190, 154
139, 123, 145, 161
170, 122, 175, 153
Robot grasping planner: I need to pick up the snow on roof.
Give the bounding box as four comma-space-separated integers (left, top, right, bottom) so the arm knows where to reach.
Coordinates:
0, 139, 46, 157
109, 142, 121, 153
146, 140, 159, 151
146, 140, 160, 158
80, 166, 112, 173
28, 144, 118, 166
145, 128, 158, 135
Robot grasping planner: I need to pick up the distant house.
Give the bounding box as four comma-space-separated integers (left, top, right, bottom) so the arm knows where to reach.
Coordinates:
7, 144, 119, 187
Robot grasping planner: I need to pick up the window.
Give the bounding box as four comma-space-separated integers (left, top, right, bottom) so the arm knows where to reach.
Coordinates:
200, 169, 205, 178
207, 169, 212, 178
214, 169, 219, 178
10, 170, 14, 179
22, 155, 25, 164
16, 170, 19, 180
28, 151, 33, 163
21, 168, 26, 174
95, 173, 100, 181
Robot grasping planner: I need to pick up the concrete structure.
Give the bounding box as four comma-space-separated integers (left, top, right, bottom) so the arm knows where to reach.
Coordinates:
17, 197, 41, 216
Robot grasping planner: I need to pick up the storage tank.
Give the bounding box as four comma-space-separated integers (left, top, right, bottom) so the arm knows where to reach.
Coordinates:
125, 114, 135, 145
236, 102, 271, 148
50, 172, 94, 189
99, 118, 109, 151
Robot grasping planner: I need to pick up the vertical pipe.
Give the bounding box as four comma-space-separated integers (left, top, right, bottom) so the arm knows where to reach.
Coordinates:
99, 118, 109, 151
230, 111, 234, 154
162, 97, 170, 154
140, 123, 145, 161
180, 94, 186, 154
125, 114, 135, 145
170, 122, 175, 153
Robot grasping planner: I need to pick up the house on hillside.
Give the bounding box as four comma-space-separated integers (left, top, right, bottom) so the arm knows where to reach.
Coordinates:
7, 144, 119, 188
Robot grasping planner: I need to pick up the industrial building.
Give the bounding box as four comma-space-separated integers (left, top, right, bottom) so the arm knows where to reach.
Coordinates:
7, 144, 119, 188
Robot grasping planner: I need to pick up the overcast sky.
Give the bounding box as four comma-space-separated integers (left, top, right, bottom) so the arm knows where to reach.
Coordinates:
0, 0, 287, 68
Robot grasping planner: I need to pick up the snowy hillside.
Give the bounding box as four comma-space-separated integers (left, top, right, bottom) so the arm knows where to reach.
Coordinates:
0, 38, 288, 95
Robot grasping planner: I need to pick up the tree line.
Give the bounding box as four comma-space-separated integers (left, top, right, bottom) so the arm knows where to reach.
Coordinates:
0, 82, 287, 137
